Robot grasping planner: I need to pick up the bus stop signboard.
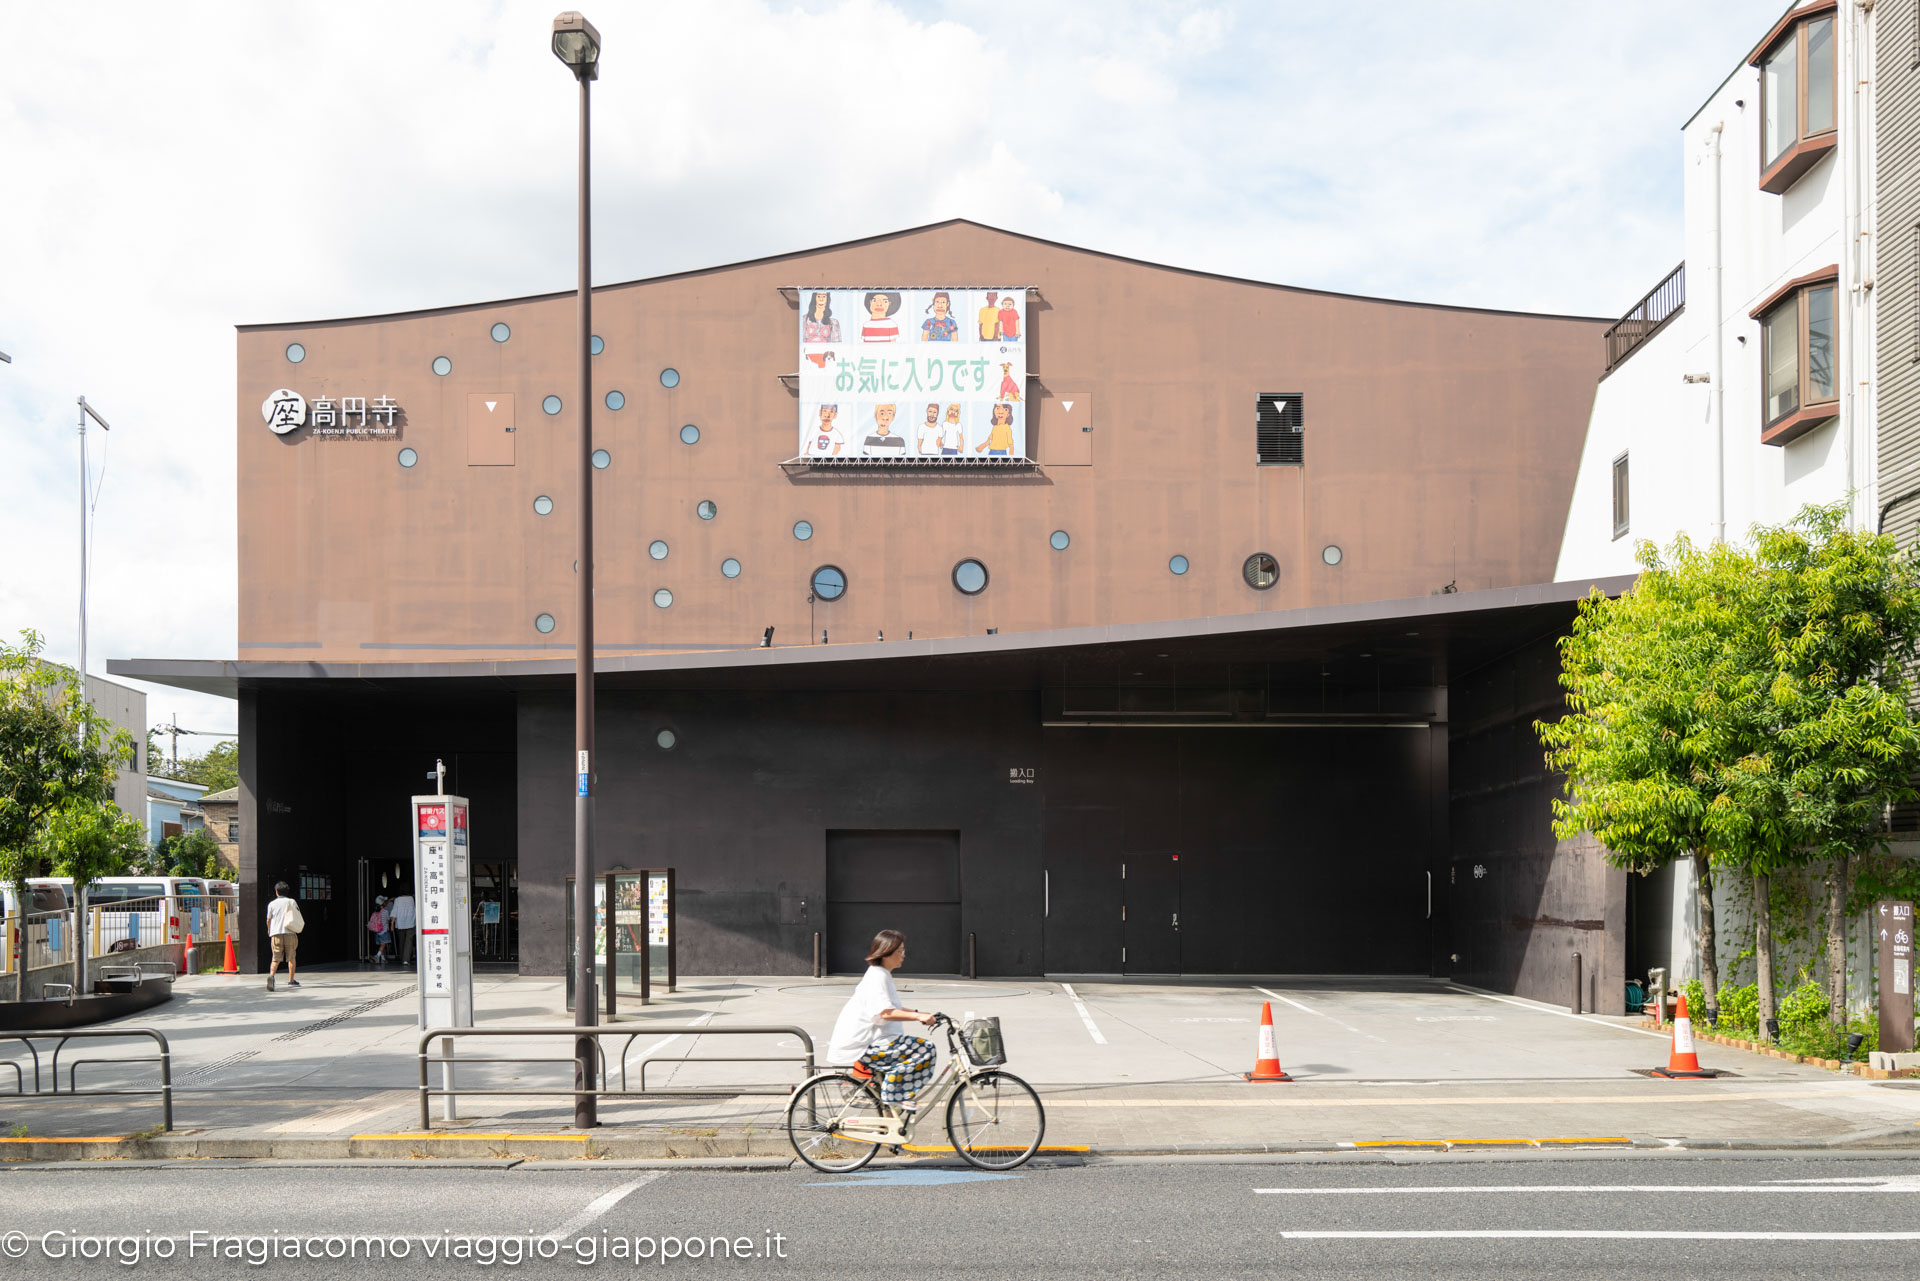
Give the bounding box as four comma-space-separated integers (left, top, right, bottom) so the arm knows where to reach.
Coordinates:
414, 794, 473, 1030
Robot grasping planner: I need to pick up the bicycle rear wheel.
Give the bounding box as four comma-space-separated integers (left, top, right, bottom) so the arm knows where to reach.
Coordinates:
945, 1071, 1045, 1170
787, 1074, 884, 1173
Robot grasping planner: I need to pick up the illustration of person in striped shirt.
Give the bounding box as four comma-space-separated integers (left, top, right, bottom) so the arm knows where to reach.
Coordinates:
861, 292, 903, 342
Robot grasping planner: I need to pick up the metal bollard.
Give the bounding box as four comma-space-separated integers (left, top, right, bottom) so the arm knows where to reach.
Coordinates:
1571, 951, 1582, 1015
968, 932, 977, 980
811, 931, 822, 979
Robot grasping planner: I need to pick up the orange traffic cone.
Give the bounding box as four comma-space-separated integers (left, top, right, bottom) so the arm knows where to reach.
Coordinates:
1243, 1001, 1293, 1082
1652, 991, 1718, 1078
184, 930, 194, 974
220, 934, 239, 975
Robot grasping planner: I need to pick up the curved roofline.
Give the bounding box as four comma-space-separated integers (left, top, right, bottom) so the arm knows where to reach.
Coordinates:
237, 218, 1613, 332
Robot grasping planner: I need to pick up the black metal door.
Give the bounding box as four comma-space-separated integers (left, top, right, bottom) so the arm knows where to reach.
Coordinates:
1124, 853, 1181, 974
1043, 808, 1122, 973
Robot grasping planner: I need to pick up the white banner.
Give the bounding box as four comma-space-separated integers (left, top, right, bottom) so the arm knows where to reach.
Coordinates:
797, 288, 1026, 460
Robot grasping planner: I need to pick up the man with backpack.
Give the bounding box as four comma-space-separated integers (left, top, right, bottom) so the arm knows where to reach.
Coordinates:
266, 880, 303, 991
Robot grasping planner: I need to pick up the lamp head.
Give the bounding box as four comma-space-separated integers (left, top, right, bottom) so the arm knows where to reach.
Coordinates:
551, 11, 600, 79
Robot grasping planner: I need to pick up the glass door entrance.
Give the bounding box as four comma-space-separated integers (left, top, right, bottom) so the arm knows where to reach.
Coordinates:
471, 861, 517, 966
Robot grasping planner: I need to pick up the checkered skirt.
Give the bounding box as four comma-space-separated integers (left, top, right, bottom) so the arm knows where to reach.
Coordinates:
858, 1035, 935, 1106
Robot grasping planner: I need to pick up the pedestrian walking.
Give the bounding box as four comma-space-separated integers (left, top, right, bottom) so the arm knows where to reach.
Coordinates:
827, 929, 938, 1109
388, 888, 416, 967
265, 881, 303, 991
367, 897, 391, 964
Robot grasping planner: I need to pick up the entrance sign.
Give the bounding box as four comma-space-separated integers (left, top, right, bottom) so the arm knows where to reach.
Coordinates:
414, 794, 473, 1031
1877, 900, 1915, 1054
795, 288, 1027, 462
260, 387, 402, 437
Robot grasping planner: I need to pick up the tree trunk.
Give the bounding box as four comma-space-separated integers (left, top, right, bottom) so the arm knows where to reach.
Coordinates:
1827, 854, 1850, 1027
1698, 861, 1720, 1014
1755, 871, 1777, 1035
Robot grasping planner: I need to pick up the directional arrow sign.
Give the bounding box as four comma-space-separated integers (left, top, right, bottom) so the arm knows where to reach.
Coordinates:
485, 401, 498, 412
1271, 399, 1289, 416
1062, 401, 1075, 412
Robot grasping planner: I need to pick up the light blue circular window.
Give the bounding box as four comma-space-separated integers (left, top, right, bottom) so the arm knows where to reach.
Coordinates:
653, 588, 673, 609
432, 356, 451, 376
1322, 545, 1344, 566
592, 449, 610, 469
953, 559, 988, 595
1169, 555, 1190, 575
534, 613, 556, 633
793, 520, 813, 541
656, 728, 676, 750
697, 500, 717, 520
660, 368, 680, 388
533, 496, 553, 516
590, 335, 604, 356
543, 395, 562, 415
1050, 530, 1070, 551
491, 323, 510, 343
605, 390, 624, 411
649, 539, 669, 561
721, 558, 741, 578
285, 343, 305, 363
680, 423, 700, 444
397, 448, 418, 468
811, 564, 847, 602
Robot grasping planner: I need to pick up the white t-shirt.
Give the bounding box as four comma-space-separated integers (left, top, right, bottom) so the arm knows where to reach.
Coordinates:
389, 895, 415, 929
805, 425, 845, 457
266, 895, 297, 937
828, 965, 907, 1065
916, 423, 944, 455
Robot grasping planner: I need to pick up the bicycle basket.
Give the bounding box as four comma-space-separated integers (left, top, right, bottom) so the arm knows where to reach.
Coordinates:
960, 1016, 1007, 1067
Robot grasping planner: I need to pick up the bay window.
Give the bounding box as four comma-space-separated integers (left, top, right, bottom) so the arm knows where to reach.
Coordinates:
1752, 5, 1837, 194
1753, 267, 1839, 445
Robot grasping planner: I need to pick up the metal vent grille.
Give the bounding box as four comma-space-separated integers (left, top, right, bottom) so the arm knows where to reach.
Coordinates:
1257, 393, 1304, 465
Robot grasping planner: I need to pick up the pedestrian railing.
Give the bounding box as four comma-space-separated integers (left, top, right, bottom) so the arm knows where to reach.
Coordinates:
3, 893, 240, 976
0, 1027, 173, 1131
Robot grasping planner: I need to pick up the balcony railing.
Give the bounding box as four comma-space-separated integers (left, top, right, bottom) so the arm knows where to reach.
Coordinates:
1603, 262, 1686, 374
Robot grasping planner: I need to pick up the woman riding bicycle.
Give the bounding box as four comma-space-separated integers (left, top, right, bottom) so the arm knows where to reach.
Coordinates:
827, 929, 938, 1110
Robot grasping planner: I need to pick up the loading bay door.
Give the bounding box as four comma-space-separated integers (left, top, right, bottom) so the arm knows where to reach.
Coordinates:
1043, 808, 1180, 973
826, 830, 961, 975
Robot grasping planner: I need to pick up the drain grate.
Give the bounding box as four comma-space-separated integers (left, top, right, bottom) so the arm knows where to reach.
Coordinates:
272, 985, 417, 1042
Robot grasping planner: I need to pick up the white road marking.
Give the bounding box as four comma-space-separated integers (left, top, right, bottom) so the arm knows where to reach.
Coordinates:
1058, 984, 1108, 1045
1044, 1087, 1840, 1108
542, 1171, 666, 1241
1447, 985, 1671, 1040
1254, 986, 1387, 1044
1256, 1182, 1920, 1195
269, 1089, 415, 1134
1283, 1230, 1920, 1240
627, 1010, 719, 1067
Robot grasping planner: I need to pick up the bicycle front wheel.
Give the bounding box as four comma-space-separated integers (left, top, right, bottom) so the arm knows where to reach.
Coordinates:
787, 1074, 884, 1174
945, 1071, 1045, 1170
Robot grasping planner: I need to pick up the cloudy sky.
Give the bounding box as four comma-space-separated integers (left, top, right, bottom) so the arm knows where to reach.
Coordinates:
0, 0, 1784, 744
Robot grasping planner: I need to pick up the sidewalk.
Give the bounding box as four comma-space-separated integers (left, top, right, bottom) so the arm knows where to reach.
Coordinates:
4, 971, 1919, 1161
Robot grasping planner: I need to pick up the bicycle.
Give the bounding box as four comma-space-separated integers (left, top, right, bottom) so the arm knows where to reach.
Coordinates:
785, 1012, 1046, 1173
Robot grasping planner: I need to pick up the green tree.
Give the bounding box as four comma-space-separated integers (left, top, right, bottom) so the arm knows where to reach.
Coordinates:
158, 827, 227, 879
175, 740, 237, 793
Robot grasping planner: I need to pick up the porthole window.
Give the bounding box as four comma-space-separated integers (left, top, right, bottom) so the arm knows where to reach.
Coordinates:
649, 539, 669, 561
656, 728, 677, 750
432, 356, 452, 376
397, 448, 418, 468
543, 395, 562, 415
590, 335, 604, 356
1050, 530, 1070, 551
653, 588, 673, 609
534, 613, 556, 633
1322, 545, 1344, 566
592, 449, 610, 469
533, 495, 554, 516
285, 342, 306, 363
491, 323, 511, 343
605, 390, 625, 411
660, 368, 680, 388
952, 559, 989, 596
1243, 553, 1279, 590
793, 520, 814, 541
721, 557, 741, 578
680, 423, 700, 444
697, 499, 717, 520
1169, 555, 1190, 576
811, 564, 847, 602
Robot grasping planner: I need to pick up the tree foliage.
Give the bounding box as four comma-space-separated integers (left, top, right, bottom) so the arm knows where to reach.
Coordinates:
157, 826, 227, 880
38, 801, 148, 889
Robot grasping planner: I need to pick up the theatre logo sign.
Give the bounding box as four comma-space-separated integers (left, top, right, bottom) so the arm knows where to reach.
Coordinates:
261, 388, 402, 438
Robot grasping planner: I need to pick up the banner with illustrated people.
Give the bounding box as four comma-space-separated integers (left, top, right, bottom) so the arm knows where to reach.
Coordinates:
796, 288, 1026, 461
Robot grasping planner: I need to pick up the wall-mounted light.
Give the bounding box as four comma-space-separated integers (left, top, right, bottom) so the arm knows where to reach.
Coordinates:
760, 626, 774, 648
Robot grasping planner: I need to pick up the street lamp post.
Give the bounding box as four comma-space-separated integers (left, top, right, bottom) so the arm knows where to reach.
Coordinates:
76, 397, 111, 683
552, 8, 601, 1131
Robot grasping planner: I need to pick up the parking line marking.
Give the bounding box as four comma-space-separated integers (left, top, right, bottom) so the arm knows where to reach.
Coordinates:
1058, 984, 1108, 1045
542, 1171, 666, 1241
1254, 986, 1387, 1044
1256, 1183, 1920, 1195
1446, 985, 1670, 1040
1041, 1088, 1837, 1108
1282, 1230, 1920, 1240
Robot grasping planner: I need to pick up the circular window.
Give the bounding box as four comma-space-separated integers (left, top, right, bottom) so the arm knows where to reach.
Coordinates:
590, 335, 604, 356
285, 342, 306, 363
1322, 545, 1344, 566
660, 368, 680, 388
592, 449, 610, 469
653, 588, 673, 609
811, 564, 847, 602
543, 395, 562, 415
432, 356, 452, 376
953, 559, 989, 595
605, 390, 624, 411
1243, 553, 1279, 590
680, 423, 700, 445
1050, 530, 1070, 551
721, 557, 741, 578
1169, 555, 1190, 576
397, 448, 418, 468
491, 323, 511, 343
533, 495, 554, 516
656, 728, 677, 750
649, 539, 669, 561
793, 520, 813, 541
697, 499, 717, 520
534, 613, 556, 633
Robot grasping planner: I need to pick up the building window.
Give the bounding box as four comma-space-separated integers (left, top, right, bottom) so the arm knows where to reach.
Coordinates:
592, 449, 611, 469
1612, 453, 1630, 540
285, 343, 305, 363
491, 322, 511, 342
721, 557, 741, 578
432, 356, 452, 376
227, 821, 238, 842
1755, 9, 1836, 193
953, 559, 989, 595
681, 423, 700, 444
1256, 393, 1304, 465
811, 564, 847, 602
590, 335, 604, 356
793, 520, 813, 541
653, 588, 673, 608
605, 390, 625, 411
533, 495, 553, 516
535, 613, 556, 633
543, 395, 562, 415
1169, 554, 1190, 575
1050, 529, 1070, 550
697, 499, 717, 520
660, 368, 680, 388
656, 728, 676, 750
1754, 268, 1839, 444
1321, 545, 1343, 566
649, 539, 669, 561
1242, 553, 1279, 590
397, 448, 418, 468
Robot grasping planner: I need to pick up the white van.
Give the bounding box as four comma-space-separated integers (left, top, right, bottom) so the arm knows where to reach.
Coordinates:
5, 881, 73, 971
89, 876, 212, 949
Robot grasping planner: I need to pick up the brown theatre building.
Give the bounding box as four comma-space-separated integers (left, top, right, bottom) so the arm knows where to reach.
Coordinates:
115, 221, 1644, 1008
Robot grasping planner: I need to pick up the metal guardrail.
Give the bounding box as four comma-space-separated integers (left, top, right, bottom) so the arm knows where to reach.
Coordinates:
416, 1024, 815, 1130
1603, 261, 1686, 374
0, 1028, 173, 1130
